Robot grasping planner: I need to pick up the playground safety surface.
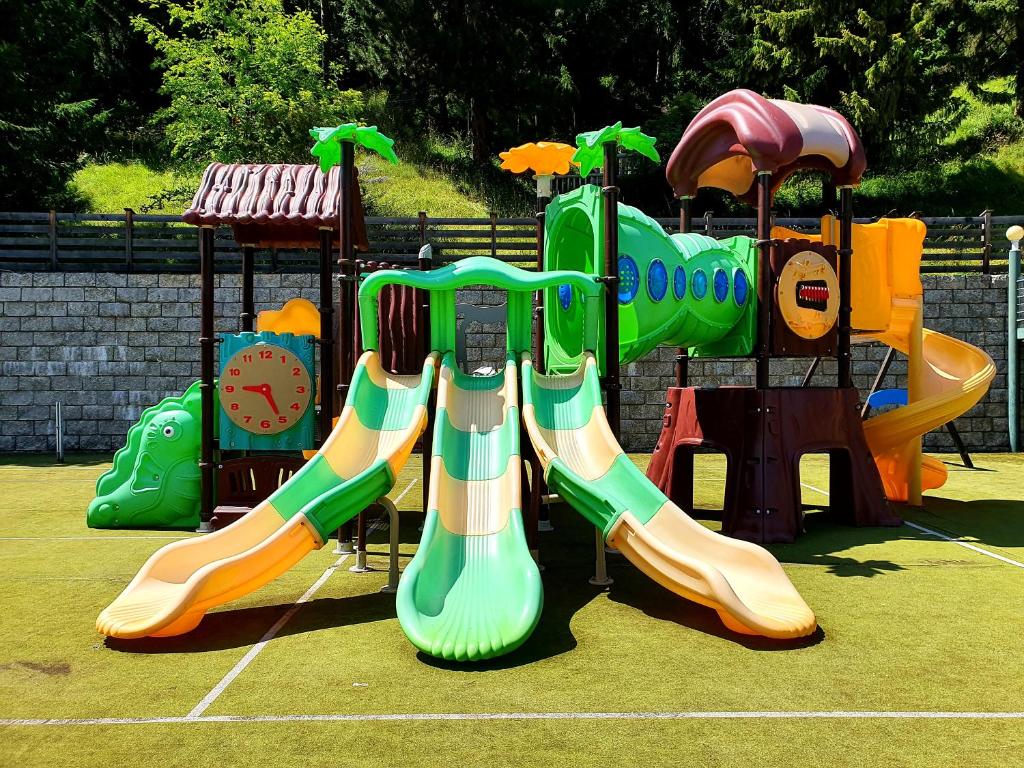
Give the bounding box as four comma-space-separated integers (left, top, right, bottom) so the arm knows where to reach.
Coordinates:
1, 452, 1022, 767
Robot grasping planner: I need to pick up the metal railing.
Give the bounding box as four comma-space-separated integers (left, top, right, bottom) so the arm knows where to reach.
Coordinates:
0, 209, 1017, 274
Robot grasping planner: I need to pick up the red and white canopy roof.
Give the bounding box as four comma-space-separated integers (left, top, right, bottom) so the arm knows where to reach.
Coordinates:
666, 89, 866, 203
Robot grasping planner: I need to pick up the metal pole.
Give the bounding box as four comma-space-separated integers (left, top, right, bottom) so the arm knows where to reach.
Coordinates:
198, 225, 216, 533
838, 185, 854, 388
318, 228, 334, 447
755, 173, 772, 389
1009, 228, 1022, 451
801, 357, 821, 387
350, 508, 369, 572
380, 498, 400, 593
602, 141, 621, 439
240, 246, 255, 332
676, 197, 692, 387
419, 244, 434, 517
55, 402, 64, 464
861, 346, 897, 417
588, 528, 613, 586
337, 140, 355, 410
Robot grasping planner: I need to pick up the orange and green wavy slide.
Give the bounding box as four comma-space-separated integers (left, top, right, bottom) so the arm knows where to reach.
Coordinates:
521, 352, 816, 640
96, 350, 436, 639
396, 352, 542, 661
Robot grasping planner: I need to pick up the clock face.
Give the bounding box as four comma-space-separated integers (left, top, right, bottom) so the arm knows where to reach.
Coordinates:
219, 343, 313, 435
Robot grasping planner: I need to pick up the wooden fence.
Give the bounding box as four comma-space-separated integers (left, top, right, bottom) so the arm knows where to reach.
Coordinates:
0, 210, 1017, 274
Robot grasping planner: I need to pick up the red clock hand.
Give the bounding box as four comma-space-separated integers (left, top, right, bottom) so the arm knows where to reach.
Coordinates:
263, 386, 280, 415
241, 384, 280, 415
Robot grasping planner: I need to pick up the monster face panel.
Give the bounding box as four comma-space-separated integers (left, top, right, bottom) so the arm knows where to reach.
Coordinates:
770, 241, 839, 356
777, 250, 839, 339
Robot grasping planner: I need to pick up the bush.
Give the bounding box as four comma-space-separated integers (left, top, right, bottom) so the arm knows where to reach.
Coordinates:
135, 0, 364, 165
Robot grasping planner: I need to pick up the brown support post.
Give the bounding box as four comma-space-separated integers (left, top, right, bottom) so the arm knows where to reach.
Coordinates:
240, 246, 255, 332
198, 226, 216, 532
318, 228, 334, 447
490, 211, 498, 258
980, 209, 993, 275
822, 179, 837, 213
337, 140, 355, 410
838, 185, 854, 388
124, 208, 135, 272
419, 245, 433, 517
755, 172, 773, 389
418, 210, 427, 247
48, 210, 58, 271
675, 197, 692, 387
602, 142, 621, 439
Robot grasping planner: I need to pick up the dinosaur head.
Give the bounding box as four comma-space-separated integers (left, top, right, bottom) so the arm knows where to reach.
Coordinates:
87, 408, 202, 529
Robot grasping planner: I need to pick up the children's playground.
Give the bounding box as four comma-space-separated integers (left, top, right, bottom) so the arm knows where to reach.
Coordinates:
3, 92, 1024, 766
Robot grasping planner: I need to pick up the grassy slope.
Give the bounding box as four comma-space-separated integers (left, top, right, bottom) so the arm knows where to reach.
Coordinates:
1, 453, 1023, 765
70, 153, 492, 218
774, 77, 1024, 216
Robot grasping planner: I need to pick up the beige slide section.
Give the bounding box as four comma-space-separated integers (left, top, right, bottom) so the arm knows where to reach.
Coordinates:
522, 354, 816, 639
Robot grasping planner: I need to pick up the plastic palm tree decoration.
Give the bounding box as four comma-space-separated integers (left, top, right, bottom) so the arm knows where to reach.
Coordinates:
498, 142, 578, 176
572, 122, 660, 177
309, 123, 399, 172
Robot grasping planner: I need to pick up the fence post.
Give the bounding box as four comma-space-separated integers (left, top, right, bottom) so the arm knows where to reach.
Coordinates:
48, 209, 57, 270
980, 209, 992, 274
418, 210, 427, 247
124, 208, 135, 272
490, 211, 498, 258
704, 210, 713, 237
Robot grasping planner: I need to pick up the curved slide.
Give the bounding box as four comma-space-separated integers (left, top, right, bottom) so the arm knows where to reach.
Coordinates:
97, 351, 436, 639
521, 352, 815, 639
862, 323, 995, 501
397, 353, 542, 661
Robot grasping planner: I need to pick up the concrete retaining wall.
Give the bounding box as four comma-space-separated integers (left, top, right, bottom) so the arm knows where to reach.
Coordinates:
0, 271, 1012, 453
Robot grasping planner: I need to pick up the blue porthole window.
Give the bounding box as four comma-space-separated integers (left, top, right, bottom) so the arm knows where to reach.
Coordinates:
647, 259, 668, 302
713, 268, 729, 303
733, 269, 749, 307
673, 266, 687, 300
618, 255, 640, 304
692, 268, 708, 300
557, 284, 573, 311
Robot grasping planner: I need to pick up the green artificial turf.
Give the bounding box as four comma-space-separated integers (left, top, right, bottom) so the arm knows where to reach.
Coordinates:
1, 452, 1023, 766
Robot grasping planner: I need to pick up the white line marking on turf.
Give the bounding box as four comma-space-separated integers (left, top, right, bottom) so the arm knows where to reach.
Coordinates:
186, 551, 352, 720
391, 479, 417, 507
904, 521, 1024, 570
800, 482, 1024, 569
3, 711, 1024, 727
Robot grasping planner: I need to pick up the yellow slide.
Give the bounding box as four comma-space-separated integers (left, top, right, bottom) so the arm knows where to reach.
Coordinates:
97, 352, 435, 639
861, 318, 995, 502
522, 354, 816, 639
777, 217, 995, 503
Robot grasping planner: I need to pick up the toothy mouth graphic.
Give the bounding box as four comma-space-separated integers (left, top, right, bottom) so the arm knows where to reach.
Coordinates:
795, 280, 829, 311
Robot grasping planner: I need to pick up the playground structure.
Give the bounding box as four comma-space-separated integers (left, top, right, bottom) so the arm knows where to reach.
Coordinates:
93, 89, 997, 660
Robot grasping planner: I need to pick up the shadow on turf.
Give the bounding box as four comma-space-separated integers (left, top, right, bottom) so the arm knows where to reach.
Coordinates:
104, 591, 400, 654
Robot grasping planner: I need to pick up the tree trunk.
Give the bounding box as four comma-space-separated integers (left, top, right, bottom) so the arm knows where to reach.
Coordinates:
470, 98, 489, 162
1017, 5, 1023, 118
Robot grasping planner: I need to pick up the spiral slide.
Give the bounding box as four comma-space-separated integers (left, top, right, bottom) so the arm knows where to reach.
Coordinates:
96, 351, 436, 639
861, 320, 996, 502
521, 353, 816, 640
396, 353, 542, 661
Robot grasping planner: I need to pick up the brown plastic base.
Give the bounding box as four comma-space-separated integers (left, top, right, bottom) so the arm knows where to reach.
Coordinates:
647, 386, 900, 543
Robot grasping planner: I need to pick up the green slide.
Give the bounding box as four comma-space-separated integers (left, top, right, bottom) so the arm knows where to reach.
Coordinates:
396, 352, 543, 661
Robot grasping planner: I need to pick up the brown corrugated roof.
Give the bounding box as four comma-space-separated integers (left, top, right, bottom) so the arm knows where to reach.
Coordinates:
182, 163, 368, 250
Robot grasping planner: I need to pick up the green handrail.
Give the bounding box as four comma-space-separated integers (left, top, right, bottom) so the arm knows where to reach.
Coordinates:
358, 256, 602, 355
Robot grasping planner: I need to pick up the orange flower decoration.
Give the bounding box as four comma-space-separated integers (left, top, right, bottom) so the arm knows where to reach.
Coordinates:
498, 142, 577, 176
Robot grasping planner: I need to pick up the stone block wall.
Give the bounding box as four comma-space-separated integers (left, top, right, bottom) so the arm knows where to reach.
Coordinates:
0, 271, 1014, 453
